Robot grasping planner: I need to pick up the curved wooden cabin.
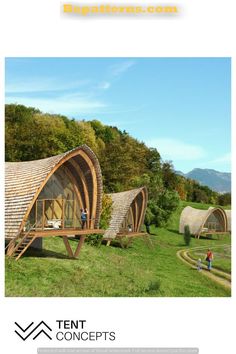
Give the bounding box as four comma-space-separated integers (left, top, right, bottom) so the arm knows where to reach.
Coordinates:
179, 206, 228, 239
104, 187, 148, 240
5, 145, 103, 259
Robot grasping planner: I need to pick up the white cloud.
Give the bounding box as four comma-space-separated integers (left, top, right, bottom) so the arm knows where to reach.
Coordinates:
146, 138, 206, 161
109, 60, 135, 77
5, 77, 90, 94
97, 81, 111, 90
5, 93, 107, 115
209, 153, 231, 165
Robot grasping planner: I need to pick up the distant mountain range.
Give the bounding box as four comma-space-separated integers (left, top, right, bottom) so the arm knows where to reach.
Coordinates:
176, 168, 231, 193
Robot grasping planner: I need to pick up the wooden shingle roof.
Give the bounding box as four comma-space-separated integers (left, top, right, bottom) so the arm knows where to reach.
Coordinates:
5, 145, 103, 240
104, 187, 148, 239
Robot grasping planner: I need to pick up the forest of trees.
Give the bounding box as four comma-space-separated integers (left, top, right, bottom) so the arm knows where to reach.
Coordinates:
5, 104, 230, 229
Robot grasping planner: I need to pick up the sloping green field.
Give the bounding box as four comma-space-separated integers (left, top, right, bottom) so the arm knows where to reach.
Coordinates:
5, 202, 231, 297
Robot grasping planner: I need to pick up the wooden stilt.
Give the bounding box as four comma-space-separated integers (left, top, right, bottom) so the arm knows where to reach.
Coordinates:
74, 235, 86, 258
63, 236, 74, 258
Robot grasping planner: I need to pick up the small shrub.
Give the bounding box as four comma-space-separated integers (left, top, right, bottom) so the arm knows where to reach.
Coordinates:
99, 194, 113, 229
184, 225, 191, 246
86, 234, 103, 247
145, 280, 161, 293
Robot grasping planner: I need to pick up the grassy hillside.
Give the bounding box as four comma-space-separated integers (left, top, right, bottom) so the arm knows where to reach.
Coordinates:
5, 202, 231, 297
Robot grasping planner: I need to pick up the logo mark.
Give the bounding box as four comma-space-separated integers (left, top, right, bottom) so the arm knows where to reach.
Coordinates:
15, 321, 52, 341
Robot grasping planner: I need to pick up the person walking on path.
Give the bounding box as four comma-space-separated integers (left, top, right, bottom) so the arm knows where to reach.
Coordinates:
206, 249, 214, 270
197, 258, 202, 271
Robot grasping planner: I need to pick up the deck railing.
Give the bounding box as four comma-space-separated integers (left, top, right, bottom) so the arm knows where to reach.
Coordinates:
34, 198, 99, 230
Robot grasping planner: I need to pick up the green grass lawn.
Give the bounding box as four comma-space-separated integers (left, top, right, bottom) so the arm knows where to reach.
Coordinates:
5, 202, 231, 297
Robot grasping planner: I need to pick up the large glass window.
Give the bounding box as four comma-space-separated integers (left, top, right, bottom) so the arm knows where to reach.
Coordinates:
204, 211, 224, 231
28, 165, 82, 229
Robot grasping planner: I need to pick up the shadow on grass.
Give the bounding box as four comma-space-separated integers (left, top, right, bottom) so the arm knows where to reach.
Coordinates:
107, 242, 122, 248
59, 236, 134, 249
23, 248, 72, 260
67, 237, 80, 242
167, 229, 181, 235
177, 243, 188, 247
100, 240, 124, 248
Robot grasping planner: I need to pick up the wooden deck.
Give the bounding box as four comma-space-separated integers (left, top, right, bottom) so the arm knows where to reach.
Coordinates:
22, 228, 104, 238
6, 228, 105, 260
198, 230, 228, 237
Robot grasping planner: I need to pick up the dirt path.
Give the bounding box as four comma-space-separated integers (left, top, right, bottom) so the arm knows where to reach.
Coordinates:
177, 245, 231, 290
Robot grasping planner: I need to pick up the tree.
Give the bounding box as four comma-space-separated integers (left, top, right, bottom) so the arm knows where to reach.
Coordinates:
218, 193, 231, 206
192, 189, 208, 203
184, 225, 191, 246
162, 161, 179, 190
145, 190, 180, 228
175, 175, 187, 200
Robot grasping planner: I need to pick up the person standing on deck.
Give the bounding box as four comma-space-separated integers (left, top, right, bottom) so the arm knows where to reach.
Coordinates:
81, 209, 88, 229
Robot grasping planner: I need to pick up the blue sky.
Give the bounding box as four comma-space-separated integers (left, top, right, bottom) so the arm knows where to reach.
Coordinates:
5, 57, 231, 173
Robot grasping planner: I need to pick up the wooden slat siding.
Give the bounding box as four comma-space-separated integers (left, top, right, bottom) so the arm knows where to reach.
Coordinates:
5, 145, 103, 241
104, 187, 148, 239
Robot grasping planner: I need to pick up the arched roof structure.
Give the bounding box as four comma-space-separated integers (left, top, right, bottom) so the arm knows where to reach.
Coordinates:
5, 145, 103, 240
104, 187, 148, 239
225, 210, 231, 232
179, 206, 228, 238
